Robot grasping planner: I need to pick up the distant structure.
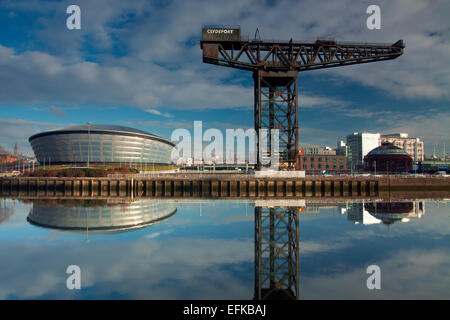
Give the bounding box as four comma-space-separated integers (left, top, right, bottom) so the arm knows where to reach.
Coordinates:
363, 142, 412, 172
418, 160, 450, 173
346, 132, 381, 170
380, 133, 424, 163
336, 140, 349, 157
298, 144, 335, 155
13, 143, 18, 158
28, 124, 175, 166
0, 145, 17, 167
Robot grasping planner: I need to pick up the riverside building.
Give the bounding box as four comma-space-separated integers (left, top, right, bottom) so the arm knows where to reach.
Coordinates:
346, 132, 381, 170
380, 133, 424, 163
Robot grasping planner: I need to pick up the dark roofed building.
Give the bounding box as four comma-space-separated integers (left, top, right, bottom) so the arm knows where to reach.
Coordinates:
363, 142, 412, 173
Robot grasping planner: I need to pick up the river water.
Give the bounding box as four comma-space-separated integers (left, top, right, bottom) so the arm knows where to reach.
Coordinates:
0, 197, 449, 299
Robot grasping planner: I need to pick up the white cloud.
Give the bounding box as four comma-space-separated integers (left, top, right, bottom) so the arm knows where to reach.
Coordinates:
302, 249, 450, 299
0, 118, 64, 155
0, 45, 253, 110
1, 0, 448, 110
0, 237, 253, 299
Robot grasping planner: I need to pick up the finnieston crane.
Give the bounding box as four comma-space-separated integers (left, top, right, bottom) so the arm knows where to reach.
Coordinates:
200, 27, 405, 170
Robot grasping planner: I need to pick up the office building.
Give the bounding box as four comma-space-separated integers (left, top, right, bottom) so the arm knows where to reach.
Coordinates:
346, 132, 380, 169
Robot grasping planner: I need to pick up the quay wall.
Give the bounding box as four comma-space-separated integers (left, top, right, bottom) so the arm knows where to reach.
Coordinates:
1, 175, 448, 199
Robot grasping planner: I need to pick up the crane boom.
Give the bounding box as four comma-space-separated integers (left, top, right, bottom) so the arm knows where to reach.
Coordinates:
201, 38, 404, 72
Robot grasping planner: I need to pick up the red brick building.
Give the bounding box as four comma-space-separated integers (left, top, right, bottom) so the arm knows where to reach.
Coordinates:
363, 142, 412, 172
297, 154, 347, 172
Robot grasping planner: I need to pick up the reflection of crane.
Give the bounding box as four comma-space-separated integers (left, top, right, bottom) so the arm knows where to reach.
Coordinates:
254, 206, 300, 300
201, 27, 405, 169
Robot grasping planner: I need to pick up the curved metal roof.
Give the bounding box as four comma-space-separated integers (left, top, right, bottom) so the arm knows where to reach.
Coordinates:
367, 142, 409, 156
29, 124, 175, 146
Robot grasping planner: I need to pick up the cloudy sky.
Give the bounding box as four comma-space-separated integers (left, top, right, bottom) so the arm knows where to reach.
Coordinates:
0, 0, 449, 156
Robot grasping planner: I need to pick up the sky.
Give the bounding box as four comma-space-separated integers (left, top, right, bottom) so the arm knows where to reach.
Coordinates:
0, 0, 449, 157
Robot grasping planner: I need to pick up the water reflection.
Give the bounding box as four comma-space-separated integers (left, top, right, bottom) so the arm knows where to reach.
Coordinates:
0, 199, 15, 224
346, 201, 425, 225
1, 196, 445, 299
252, 200, 427, 300
254, 202, 300, 300
27, 199, 177, 234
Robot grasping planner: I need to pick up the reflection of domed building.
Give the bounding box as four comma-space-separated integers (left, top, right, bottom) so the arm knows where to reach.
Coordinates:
364, 201, 425, 225
27, 200, 177, 233
364, 142, 412, 172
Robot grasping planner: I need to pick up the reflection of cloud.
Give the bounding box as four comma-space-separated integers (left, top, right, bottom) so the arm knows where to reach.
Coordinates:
0, 201, 31, 228
301, 249, 450, 299
143, 229, 173, 239
0, 237, 253, 299
301, 241, 349, 255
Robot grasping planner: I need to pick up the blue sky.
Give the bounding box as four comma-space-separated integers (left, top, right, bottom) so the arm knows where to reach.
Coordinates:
0, 0, 449, 156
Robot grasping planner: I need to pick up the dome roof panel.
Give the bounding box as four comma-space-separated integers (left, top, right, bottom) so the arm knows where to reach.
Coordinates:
367, 142, 409, 156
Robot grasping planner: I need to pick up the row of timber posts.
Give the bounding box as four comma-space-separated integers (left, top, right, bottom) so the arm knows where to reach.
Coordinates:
0, 177, 380, 198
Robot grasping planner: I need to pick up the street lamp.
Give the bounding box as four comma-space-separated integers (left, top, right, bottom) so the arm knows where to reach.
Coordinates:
87, 122, 91, 168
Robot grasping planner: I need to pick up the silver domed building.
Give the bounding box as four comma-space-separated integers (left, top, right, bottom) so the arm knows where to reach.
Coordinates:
28, 124, 175, 165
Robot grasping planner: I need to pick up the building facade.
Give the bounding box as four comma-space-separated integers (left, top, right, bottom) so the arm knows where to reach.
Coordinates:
297, 154, 347, 172
336, 140, 349, 157
380, 133, 424, 163
346, 132, 380, 170
29, 124, 175, 165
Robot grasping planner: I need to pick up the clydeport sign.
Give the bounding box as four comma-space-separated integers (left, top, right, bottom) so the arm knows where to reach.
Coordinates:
201, 27, 241, 41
